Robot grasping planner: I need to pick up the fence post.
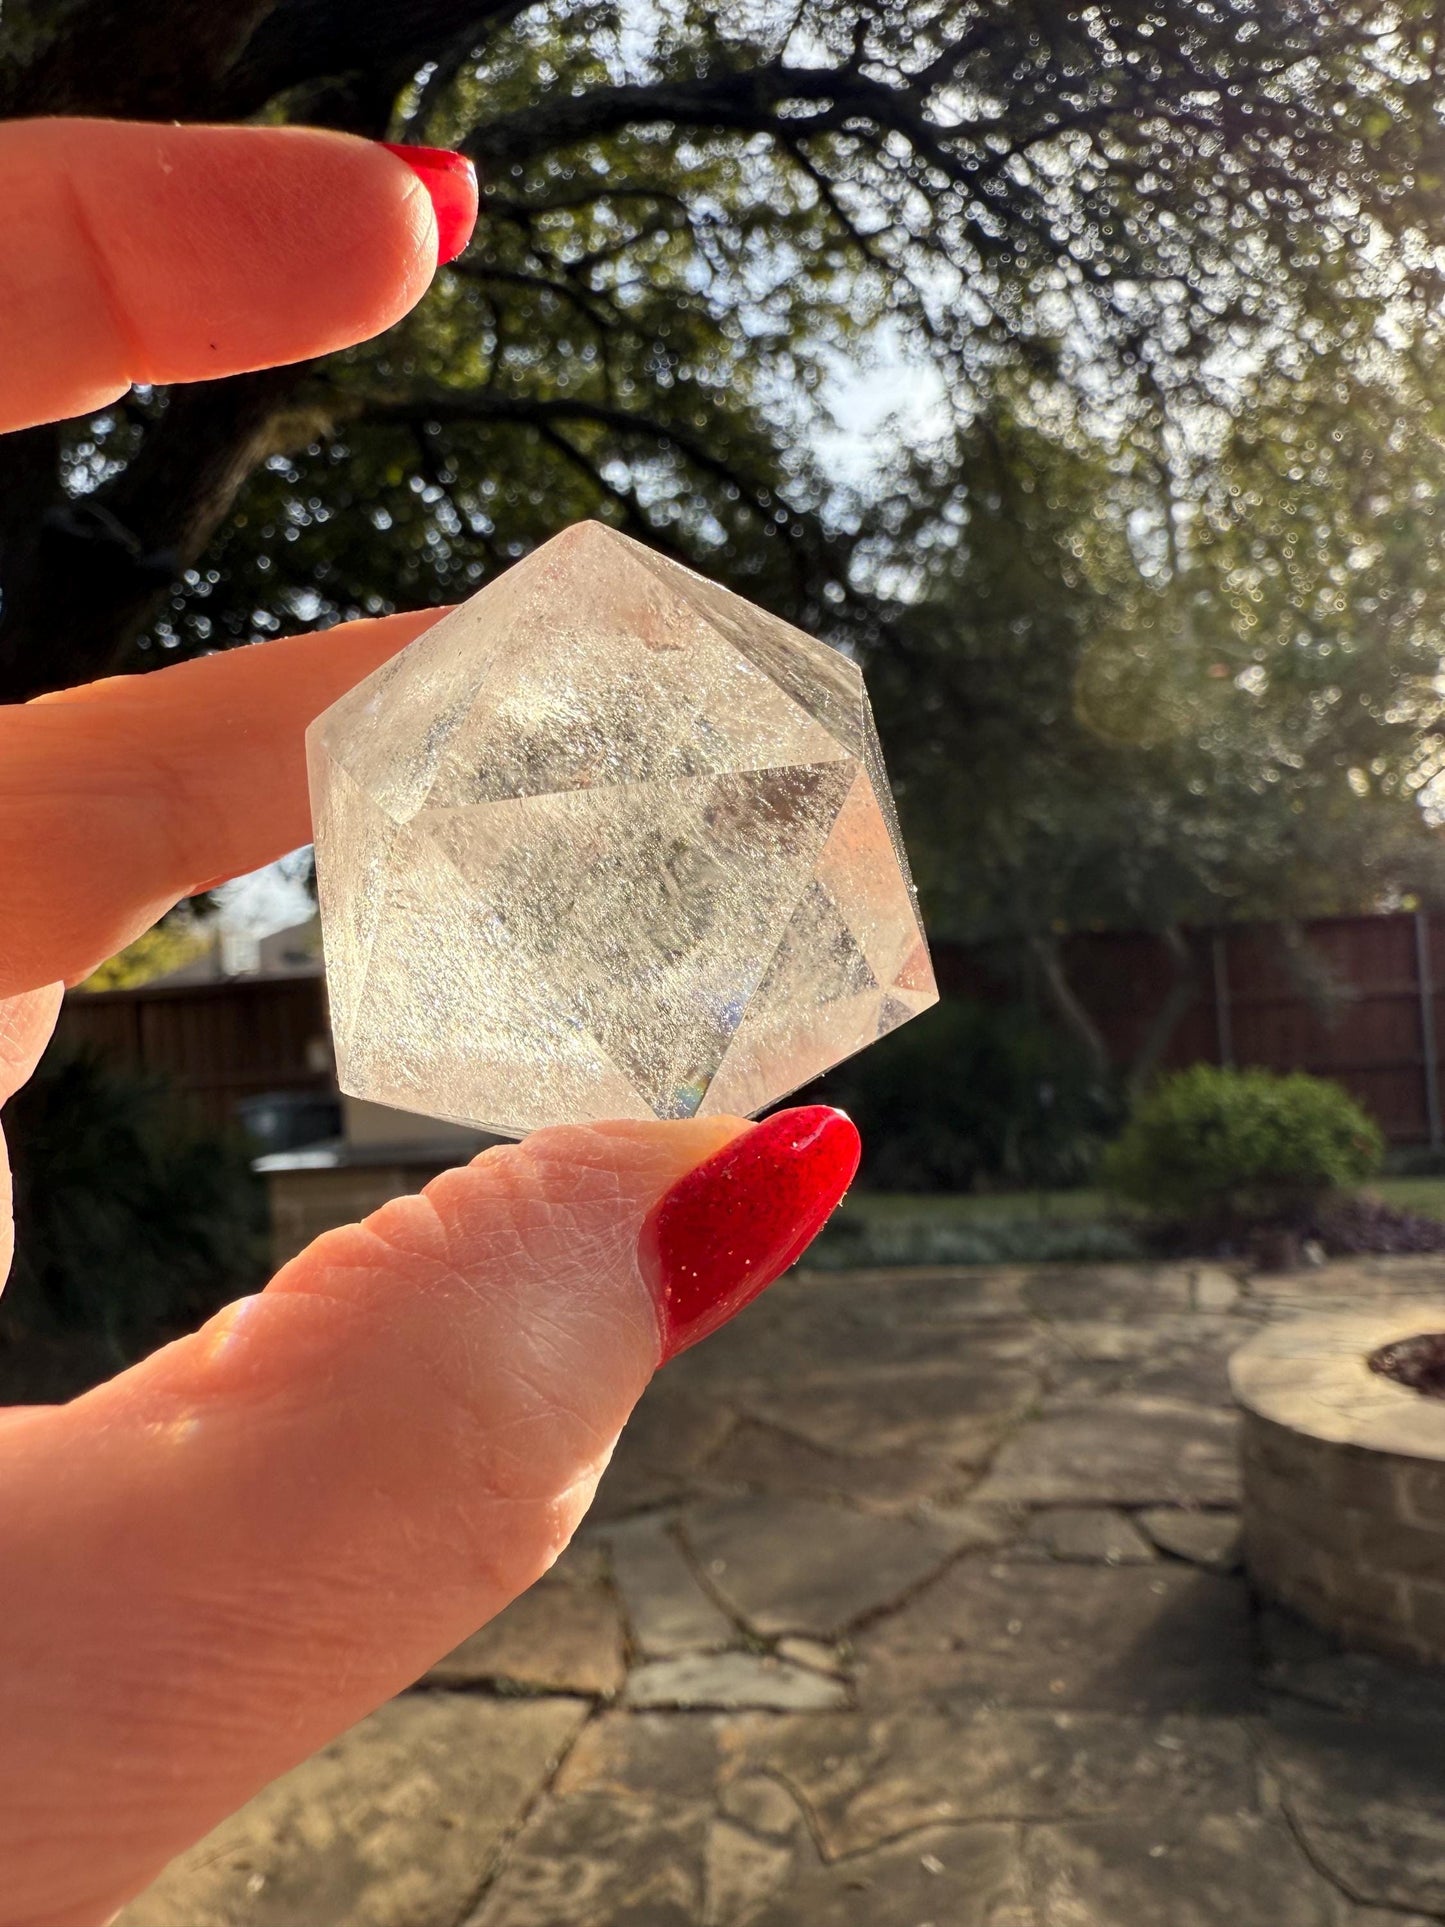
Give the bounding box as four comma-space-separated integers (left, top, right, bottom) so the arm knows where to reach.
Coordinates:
1416, 909, 1442, 1150
1211, 930, 1234, 1069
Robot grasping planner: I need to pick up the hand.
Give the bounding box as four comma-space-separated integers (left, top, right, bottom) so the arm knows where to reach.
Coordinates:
0, 120, 859, 1927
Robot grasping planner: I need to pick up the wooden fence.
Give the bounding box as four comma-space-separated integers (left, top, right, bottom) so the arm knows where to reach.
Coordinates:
938, 910, 1445, 1145
55, 974, 333, 1132
49, 910, 1445, 1145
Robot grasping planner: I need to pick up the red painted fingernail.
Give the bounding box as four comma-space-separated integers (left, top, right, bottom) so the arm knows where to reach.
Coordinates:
380, 143, 479, 264
640, 1106, 861, 1362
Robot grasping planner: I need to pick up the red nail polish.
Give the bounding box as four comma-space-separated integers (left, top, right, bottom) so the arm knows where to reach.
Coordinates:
380, 143, 479, 264
640, 1106, 861, 1362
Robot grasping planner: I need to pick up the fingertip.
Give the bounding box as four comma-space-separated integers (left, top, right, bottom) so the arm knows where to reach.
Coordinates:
0, 606, 455, 1003
642, 1105, 861, 1360
0, 1112, 797, 1922
379, 144, 479, 264
78, 122, 442, 383
0, 119, 444, 428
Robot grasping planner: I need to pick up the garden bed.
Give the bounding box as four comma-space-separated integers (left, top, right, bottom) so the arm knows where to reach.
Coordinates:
815, 1181, 1445, 1270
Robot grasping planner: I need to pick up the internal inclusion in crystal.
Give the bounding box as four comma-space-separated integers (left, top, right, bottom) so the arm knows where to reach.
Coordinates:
307, 521, 939, 1138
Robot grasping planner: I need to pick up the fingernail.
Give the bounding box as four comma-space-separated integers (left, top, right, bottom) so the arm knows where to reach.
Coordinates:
380, 143, 479, 264
640, 1106, 861, 1362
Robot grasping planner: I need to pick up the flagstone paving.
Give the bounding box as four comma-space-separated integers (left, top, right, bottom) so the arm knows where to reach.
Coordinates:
120, 1258, 1445, 1926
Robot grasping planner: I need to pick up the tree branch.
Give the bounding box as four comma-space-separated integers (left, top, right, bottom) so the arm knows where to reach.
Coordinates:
468, 58, 982, 186
361, 389, 800, 521
1127, 924, 1201, 1094
529, 423, 686, 555
448, 259, 622, 335
1028, 934, 1111, 1078
347, 386, 887, 644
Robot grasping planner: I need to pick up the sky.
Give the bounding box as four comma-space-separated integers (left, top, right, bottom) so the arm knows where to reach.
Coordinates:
218, 862, 314, 938
818, 339, 954, 488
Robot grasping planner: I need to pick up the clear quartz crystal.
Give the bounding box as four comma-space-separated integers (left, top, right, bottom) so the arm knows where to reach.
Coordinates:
307, 521, 938, 1137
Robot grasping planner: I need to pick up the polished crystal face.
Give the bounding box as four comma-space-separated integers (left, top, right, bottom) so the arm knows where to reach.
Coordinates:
307, 522, 937, 1137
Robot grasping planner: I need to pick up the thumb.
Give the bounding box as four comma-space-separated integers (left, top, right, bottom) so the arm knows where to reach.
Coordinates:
0, 1105, 857, 1927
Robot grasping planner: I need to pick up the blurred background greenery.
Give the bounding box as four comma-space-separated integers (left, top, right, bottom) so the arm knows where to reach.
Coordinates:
9, 0, 1445, 1377
8, 0, 1445, 945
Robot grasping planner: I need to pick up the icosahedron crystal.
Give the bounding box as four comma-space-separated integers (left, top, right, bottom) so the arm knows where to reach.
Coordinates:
307, 521, 937, 1137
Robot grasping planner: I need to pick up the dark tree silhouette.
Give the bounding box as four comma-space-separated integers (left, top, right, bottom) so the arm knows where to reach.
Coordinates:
1, 0, 1440, 700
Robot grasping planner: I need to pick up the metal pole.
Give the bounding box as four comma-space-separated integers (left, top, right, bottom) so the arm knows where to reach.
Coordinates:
1212, 930, 1234, 1068
1416, 909, 1442, 1150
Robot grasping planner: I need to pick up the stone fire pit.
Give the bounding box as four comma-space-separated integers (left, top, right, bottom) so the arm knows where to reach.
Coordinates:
1231, 1311, 1445, 1666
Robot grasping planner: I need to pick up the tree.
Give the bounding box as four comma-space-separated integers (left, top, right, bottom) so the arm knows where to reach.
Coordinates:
870, 370, 1445, 1076
4, 0, 1445, 708
79, 919, 209, 991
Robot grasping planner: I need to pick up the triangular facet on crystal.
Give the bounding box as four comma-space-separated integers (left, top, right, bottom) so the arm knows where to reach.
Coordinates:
893, 939, 938, 1000
343, 813, 649, 1134
812, 770, 928, 988
417, 760, 856, 1119
877, 993, 917, 1037
625, 536, 867, 760
702, 880, 882, 1118
313, 557, 542, 826
308, 742, 399, 1058
418, 524, 849, 809
860, 703, 920, 897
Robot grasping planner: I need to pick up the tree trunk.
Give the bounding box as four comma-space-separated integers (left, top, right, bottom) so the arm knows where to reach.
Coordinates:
1126, 923, 1200, 1095
0, 2, 517, 123
0, 0, 525, 702
0, 366, 305, 701
1027, 933, 1111, 1079
0, 1, 278, 120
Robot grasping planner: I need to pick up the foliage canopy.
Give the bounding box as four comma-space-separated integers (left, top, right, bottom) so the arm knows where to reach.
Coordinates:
3, 0, 1445, 947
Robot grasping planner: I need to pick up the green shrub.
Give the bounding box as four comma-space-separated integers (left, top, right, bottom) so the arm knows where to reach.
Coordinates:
815, 998, 1121, 1193
2, 1046, 268, 1384
1101, 1064, 1383, 1220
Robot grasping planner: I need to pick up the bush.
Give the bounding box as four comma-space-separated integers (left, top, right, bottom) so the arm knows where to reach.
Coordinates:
815, 998, 1120, 1193
1102, 1064, 1383, 1221
2, 1046, 269, 1386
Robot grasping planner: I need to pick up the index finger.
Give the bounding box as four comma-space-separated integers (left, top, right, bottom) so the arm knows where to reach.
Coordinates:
0, 119, 472, 432
0, 609, 449, 998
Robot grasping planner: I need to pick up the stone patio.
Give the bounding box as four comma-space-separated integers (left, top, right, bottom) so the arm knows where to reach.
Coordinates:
120, 1258, 1445, 1926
